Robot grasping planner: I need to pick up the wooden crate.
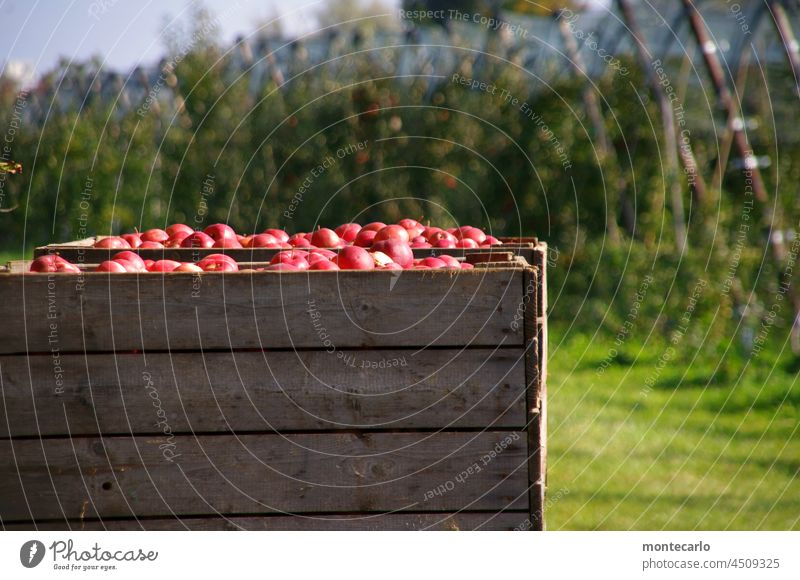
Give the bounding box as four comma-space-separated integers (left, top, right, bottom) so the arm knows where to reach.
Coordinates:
0, 248, 547, 531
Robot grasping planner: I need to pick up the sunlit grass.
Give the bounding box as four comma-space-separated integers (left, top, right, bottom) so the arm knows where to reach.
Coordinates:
547, 329, 800, 530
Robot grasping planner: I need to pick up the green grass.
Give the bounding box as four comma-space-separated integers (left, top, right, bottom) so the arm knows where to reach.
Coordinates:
546, 330, 800, 530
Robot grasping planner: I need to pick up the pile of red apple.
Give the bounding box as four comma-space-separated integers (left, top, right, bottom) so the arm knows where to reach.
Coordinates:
92, 220, 502, 251
29, 248, 475, 273
30, 220, 501, 273
29, 252, 240, 273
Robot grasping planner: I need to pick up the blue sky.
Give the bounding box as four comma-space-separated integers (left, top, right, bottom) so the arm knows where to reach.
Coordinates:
0, 0, 381, 80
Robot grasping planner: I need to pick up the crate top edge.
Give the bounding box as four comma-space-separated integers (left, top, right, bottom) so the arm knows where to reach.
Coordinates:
37, 235, 541, 249
3, 261, 533, 277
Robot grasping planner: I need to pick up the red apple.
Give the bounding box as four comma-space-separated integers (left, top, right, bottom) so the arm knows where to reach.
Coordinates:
96, 260, 128, 273
180, 232, 215, 248
432, 238, 456, 249
265, 263, 300, 271
374, 225, 410, 244
410, 236, 432, 249
262, 228, 289, 243
418, 257, 447, 269
360, 222, 386, 233
307, 253, 329, 265
309, 260, 340, 271
398, 218, 424, 238
148, 260, 182, 272
30, 255, 70, 272
204, 223, 237, 242
113, 251, 146, 271
423, 226, 442, 238
335, 223, 361, 243
454, 226, 487, 245
165, 232, 191, 247
121, 233, 142, 248
166, 223, 193, 237
213, 237, 243, 249
333, 246, 374, 270
310, 227, 343, 248
370, 239, 414, 268
310, 249, 337, 260
197, 254, 238, 270
94, 237, 130, 249
354, 229, 377, 247
438, 255, 461, 268
460, 262, 474, 269
427, 230, 457, 244
57, 262, 81, 273
115, 259, 141, 272
247, 234, 281, 248
200, 260, 238, 272
270, 251, 309, 270
288, 234, 312, 248
174, 263, 203, 273
456, 238, 479, 249
484, 235, 502, 246
382, 262, 403, 271
141, 229, 170, 243
139, 241, 165, 249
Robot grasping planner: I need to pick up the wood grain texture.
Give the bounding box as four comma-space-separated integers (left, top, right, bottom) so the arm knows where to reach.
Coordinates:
3, 512, 528, 531
0, 269, 524, 353
0, 431, 528, 520
0, 349, 526, 436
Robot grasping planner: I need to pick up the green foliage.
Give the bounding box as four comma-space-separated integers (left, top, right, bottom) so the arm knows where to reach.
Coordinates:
1, 16, 798, 351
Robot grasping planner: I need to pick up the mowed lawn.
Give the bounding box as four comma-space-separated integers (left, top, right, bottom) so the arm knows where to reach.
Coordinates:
546, 331, 800, 530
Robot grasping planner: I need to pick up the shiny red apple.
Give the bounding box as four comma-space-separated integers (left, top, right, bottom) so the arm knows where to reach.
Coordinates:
333, 246, 374, 270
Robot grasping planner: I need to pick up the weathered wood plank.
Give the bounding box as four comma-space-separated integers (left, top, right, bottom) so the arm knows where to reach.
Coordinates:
0, 431, 528, 520
3, 512, 528, 531
0, 349, 526, 436
0, 269, 525, 353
